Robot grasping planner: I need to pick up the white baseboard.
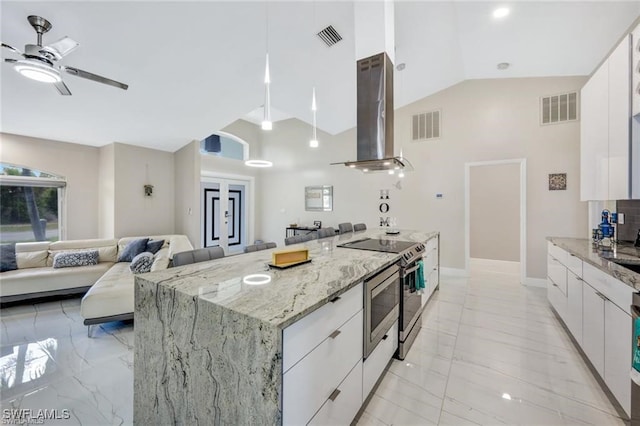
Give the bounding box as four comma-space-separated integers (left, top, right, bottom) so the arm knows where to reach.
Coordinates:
524, 277, 546, 288
440, 267, 469, 277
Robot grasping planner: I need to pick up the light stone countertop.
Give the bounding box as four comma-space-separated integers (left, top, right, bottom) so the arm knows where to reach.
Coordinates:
137, 229, 438, 329
547, 237, 640, 290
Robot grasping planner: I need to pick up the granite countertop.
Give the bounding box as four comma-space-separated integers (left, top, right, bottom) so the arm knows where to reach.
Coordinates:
137, 229, 438, 329
547, 237, 640, 290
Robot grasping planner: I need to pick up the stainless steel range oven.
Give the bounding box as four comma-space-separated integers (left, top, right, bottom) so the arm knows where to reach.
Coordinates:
398, 246, 425, 360
364, 262, 400, 359
338, 237, 425, 360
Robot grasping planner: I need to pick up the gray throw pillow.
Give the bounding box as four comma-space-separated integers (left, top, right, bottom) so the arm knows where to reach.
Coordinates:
0, 243, 17, 272
130, 252, 154, 274
53, 250, 99, 269
118, 238, 149, 262
146, 239, 165, 255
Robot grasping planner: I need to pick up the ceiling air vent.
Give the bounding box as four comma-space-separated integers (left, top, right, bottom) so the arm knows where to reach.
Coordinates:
412, 110, 441, 141
541, 92, 578, 125
317, 25, 342, 47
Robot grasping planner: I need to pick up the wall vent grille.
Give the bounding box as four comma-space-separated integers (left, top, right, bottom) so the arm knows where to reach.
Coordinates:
412, 110, 441, 141
541, 92, 578, 125
317, 25, 342, 47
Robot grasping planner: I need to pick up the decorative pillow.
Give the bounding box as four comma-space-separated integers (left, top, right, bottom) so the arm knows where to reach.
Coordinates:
130, 252, 154, 274
117, 238, 149, 262
53, 250, 99, 269
0, 244, 17, 272
145, 239, 165, 255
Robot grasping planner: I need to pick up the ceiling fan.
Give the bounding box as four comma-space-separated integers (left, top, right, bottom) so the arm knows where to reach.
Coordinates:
2, 15, 128, 95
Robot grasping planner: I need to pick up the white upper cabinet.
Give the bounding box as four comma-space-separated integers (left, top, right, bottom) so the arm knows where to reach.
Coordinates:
608, 36, 631, 200
581, 35, 632, 201
580, 57, 610, 201
632, 23, 640, 116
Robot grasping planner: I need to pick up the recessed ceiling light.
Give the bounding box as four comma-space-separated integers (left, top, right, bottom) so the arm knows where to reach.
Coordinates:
493, 7, 510, 19
497, 62, 510, 70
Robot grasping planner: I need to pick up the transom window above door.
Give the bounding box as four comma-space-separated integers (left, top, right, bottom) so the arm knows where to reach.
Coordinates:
200, 132, 249, 161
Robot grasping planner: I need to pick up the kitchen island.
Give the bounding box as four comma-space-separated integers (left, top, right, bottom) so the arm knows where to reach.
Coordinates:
134, 229, 438, 425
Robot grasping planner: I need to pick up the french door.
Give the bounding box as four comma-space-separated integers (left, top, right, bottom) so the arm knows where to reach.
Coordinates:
202, 179, 248, 254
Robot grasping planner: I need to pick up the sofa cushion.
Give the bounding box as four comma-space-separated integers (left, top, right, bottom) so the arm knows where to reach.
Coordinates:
0, 262, 114, 297
130, 252, 153, 274
81, 262, 135, 320
0, 244, 17, 272
145, 239, 164, 255
15, 242, 50, 269
53, 250, 99, 269
48, 238, 118, 266
117, 238, 149, 262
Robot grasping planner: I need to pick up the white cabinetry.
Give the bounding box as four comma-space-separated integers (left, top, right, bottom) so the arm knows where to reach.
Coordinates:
632, 23, 640, 116
282, 283, 363, 426
580, 35, 632, 200
566, 267, 584, 346
608, 37, 632, 200
582, 282, 606, 375
580, 58, 610, 201
547, 243, 633, 417
363, 321, 398, 399
422, 235, 439, 307
604, 301, 632, 415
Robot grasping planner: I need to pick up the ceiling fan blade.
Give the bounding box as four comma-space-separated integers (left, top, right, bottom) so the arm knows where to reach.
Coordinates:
61, 65, 128, 90
40, 37, 79, 60
2, 43, 23, 55
4, 58, 17, 63
54, 80, 72, 96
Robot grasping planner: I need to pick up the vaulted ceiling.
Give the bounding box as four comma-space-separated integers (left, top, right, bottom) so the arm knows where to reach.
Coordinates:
1, 1, 638, 152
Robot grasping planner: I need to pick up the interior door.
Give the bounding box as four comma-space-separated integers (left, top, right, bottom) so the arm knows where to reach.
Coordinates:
203, 179, 247, 253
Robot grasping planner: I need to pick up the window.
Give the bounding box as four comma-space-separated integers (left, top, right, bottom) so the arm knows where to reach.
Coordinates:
200, 132, 249, 161
0, 164, 65, 243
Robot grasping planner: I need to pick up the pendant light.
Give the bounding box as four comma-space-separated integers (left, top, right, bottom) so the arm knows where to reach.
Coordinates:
309, 1, 319, 148
262, 2, 272, 131
309, 87, 318, 147
262, 53, 272, 130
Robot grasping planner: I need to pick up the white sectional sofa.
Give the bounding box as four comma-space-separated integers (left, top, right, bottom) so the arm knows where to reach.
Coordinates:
0, 234, 193, 333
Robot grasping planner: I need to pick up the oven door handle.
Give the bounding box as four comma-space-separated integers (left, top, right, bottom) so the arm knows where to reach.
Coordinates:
371, 275, 397, 299
403, 264, 420, 277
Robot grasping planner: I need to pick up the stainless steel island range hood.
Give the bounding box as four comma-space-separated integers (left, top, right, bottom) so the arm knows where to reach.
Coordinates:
333, 52, 412, 173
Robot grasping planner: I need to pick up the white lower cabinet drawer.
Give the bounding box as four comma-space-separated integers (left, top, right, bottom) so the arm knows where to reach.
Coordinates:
283, 283, 363, 372
308, 360, 363, 426
547, 276, 567, 320
583, 262, 634, 315
282, 310, 363, 426
363, 320, 398, 399
548, 242, 568, 266
547, 254, 567, 296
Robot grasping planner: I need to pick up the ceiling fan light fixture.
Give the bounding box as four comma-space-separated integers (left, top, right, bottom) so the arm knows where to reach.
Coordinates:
14, 60, 60, 83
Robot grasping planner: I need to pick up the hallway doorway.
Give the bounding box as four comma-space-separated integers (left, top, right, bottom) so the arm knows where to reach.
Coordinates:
464, 159, 526, 284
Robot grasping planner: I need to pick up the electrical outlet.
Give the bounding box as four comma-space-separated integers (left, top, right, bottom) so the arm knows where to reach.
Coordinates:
618, 212, 625, 224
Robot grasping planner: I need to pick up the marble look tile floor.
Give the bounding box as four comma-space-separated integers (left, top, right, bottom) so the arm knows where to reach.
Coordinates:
358, 261, 627, 426
0, 261, 627, 425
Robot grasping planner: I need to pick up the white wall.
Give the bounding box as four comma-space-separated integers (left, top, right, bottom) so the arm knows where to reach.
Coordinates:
0, 132, 100, 239
98, 144, 115, 238
257, 77, 588, 279
470, 163, 520, 262
111, 143, 175, 237
174, 141, 201, 248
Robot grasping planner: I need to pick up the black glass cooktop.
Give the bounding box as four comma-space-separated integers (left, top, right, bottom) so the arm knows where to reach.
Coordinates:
337, 238, 416, 254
